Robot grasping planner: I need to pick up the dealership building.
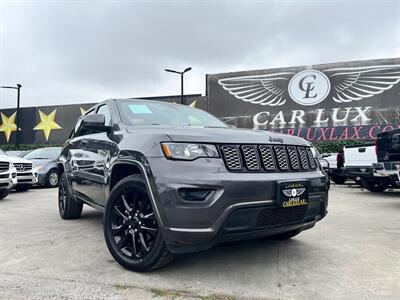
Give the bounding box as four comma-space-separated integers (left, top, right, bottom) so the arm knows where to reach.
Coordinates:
0, 57, 399, 145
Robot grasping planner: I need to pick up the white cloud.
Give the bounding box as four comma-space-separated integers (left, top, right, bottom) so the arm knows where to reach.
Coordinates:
0, 0, 399, 108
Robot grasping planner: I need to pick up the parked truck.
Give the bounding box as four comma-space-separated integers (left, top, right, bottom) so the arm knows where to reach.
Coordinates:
370, 129, 400, 191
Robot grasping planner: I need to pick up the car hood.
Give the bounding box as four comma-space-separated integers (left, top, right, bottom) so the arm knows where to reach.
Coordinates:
3, 156, 32, 164
126, 126, 309, 146
29, 159, 54, 168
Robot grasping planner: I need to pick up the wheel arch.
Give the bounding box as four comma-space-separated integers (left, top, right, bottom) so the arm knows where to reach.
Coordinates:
108, 159, 164, 227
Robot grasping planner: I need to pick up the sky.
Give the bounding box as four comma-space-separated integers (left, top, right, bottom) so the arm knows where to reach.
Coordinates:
0, 0, 399, 108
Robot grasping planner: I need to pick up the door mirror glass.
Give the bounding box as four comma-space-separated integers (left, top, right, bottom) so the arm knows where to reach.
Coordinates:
81, 114, 111, 133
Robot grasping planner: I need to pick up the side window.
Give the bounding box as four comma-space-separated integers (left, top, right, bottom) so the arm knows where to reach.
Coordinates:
96, 104, 112, 126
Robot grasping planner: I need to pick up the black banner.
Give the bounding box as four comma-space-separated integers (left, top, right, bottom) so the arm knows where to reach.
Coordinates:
207, 57, 400, 141
0, 95, 206, 145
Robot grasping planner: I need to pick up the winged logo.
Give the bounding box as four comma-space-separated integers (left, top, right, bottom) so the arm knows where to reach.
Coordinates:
217, 64, 400, 106
283, 188, 306, 197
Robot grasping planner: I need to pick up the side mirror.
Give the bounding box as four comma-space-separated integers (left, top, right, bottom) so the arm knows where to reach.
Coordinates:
81, 114, 111, 133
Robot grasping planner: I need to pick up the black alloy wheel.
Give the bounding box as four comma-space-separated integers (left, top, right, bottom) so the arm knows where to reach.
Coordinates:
104, 175, 172, 272
58, 172, 83, 219
112, 188, 158, 258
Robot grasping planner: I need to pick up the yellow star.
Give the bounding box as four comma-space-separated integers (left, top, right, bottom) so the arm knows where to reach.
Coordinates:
189, 100, 197, 108
80, 107, 87, 115
0, 112, 18, 142
34, 109, 62, 141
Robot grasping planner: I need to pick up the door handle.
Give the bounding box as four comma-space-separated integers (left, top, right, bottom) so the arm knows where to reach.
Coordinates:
81, 139, 88, 146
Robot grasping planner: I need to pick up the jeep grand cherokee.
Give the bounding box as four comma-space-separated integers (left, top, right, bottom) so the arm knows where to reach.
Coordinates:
58, 99, 328, 271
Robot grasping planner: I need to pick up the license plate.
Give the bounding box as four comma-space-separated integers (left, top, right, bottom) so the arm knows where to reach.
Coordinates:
279, 182, 308, 208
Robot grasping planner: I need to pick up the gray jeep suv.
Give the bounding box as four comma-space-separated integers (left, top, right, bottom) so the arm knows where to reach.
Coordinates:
58, 99, 328, 271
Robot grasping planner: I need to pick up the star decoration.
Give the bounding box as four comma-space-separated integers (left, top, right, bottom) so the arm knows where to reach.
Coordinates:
80, 107, 87, 115
189, 100, 197, 108
0, 112, 18, 142
33, 109, 62, 141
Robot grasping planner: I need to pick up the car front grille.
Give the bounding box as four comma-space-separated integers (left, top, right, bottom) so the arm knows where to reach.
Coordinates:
14, 163, 32, 172
220, 144, 317, 172
256, 205, 307, 228
0, 162, 10, 172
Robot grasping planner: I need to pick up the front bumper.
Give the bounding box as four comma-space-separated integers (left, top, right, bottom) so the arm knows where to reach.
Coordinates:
147, 157, 328, 253
15, 170, 38, 186
0, 167, 17, 190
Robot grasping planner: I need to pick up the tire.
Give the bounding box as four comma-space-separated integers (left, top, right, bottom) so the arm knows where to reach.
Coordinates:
331, 176, 347, 185
0, 189, 9, 200
58, 172, 83, 219
362, 180, 389, 193
45, 169, 59, 188
268, 229, 302, 240
104, 174, 173, 272
15, 184, 32, 192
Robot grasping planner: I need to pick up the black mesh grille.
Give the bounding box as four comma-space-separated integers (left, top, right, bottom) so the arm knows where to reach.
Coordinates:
287, 146, 300, 170
306, 148, 317, 169
274, 146, 289, 170
259, 145, 276, 170
220, 144, 317, 173
241, 145, 260, 170
0, 162, 10, 172
298, 147, 309, 170
221, 146, 242, 171
256, 205, 307, 228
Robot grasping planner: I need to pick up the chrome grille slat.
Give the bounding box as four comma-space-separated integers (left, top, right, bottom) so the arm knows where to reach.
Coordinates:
14, 163, 32, 172
0, 162, 10, 172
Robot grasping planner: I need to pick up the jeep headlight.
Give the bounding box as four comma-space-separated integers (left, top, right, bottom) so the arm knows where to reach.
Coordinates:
161, 143, 219, 160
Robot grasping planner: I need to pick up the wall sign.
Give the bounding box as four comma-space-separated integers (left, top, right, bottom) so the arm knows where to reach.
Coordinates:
207, 57, 400, 141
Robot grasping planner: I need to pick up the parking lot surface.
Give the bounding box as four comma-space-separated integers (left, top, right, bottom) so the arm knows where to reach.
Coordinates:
0, 184, 399, 299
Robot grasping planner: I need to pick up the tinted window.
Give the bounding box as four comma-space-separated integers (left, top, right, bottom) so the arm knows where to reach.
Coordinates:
117, 101, 227, 128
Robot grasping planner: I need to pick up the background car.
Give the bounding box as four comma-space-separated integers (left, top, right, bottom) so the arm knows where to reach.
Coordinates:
21, 147, 62, 188
6, 150, 30, 157
0, 149, 37, 192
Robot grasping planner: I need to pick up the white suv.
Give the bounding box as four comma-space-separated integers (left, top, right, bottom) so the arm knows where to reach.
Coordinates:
0, 157, 17, 199
0, 150, 38, 192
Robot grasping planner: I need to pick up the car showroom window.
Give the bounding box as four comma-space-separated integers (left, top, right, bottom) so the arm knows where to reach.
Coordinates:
96, 104, 112, 125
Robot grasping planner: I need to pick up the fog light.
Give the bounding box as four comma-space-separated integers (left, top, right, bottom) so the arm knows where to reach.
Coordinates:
179, 188, 213, 201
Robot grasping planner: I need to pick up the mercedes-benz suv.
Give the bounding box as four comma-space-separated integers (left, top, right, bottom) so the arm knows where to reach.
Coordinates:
58, 99, 328, 271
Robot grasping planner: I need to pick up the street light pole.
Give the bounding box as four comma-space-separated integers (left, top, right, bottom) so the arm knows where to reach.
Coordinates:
165, 67, 192, 105
16, 84, 22, 146
0, 84, 22, 146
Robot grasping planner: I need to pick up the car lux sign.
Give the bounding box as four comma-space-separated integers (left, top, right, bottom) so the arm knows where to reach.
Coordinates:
207, 57, 400, 141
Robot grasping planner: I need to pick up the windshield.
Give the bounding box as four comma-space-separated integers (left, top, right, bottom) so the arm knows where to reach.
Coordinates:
23, 148, 61, 159
117, 101, 228, 128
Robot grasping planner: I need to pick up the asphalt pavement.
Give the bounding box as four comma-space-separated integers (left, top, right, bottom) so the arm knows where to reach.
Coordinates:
0, 184, 399, 299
